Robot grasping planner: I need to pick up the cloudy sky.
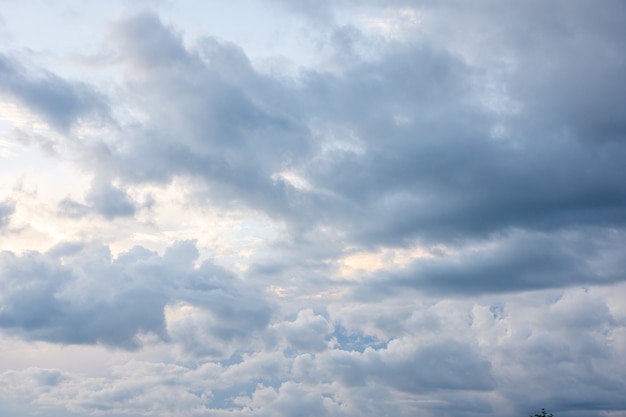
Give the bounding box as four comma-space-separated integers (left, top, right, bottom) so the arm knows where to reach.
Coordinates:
1, 1, 625, 416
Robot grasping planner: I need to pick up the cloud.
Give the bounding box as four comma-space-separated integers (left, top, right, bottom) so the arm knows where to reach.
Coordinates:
77, 12, 314, 225
0, 244, 168, 349
110, 12, 191, 71
271, 309, 333, 353
316, 337, 494, 393
1, 285, 625, 416
0, 201, 14, 230
0, 240, 270, 350
268, 0, 336, 24
362, 229, 626, 296
60, 5, 624, 253
85, 178, 136, 219
0, 53, 108, 132
1, 2, 625, 417
293, 37, 626, 245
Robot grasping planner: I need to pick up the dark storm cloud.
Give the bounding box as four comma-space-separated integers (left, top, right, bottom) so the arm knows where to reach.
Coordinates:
0, 241, 271, 350
0, 53, 108, 131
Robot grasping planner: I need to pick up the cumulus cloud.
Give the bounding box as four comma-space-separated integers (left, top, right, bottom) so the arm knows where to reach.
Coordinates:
2, 285, 623, 416
0, 244, 167, 349
0, 241, 270, 350
271, 309, 334, 353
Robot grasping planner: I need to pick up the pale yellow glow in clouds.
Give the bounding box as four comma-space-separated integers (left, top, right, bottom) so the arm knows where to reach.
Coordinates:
360, 8, 420, 39
338, 245, 436, 279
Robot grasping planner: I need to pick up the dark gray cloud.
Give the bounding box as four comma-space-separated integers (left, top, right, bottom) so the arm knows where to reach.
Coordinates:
0, 201, 14, 230
2, 0, 623, 253
70, 4, 625, 254
54, 5, 625, 301
0, 244, 167, 349
359, 229, 626, 296
84, 177, 136, 219
110, 12, 190, 70
295, 35, 626, 246
0, 53, 108, 132
0, 241, 270, 350
57, 177, 148, 219
80, 12, 313, 224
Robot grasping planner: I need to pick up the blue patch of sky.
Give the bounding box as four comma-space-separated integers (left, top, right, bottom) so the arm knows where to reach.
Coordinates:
219, 350, 246, 366
489, 305, 505, 320
329, 324, 388, 352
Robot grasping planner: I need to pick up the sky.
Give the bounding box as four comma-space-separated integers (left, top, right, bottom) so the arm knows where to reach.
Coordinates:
0, 1, 625, 416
